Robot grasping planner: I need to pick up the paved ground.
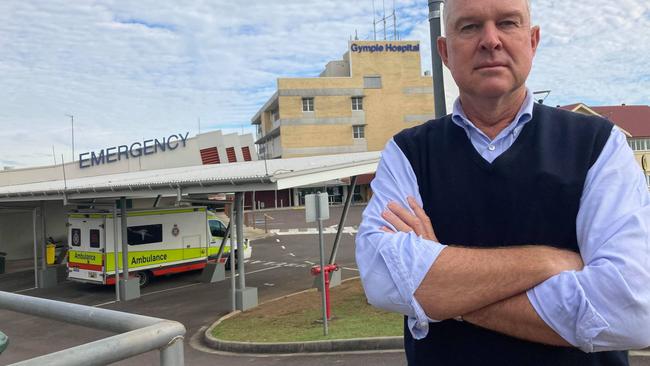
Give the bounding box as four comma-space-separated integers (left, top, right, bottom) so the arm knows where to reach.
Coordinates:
246, 205, 367, 231
1, 205, 396, 365
1, 204, 650, 365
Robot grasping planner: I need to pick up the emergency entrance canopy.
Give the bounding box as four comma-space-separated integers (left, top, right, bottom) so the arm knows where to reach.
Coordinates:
0, 152, 380, 202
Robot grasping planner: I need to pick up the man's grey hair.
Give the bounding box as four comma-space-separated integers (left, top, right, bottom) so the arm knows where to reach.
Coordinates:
442, 0, 532, 30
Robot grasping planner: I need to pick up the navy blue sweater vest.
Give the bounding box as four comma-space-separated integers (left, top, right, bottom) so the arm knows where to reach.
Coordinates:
393, 104, 627, 365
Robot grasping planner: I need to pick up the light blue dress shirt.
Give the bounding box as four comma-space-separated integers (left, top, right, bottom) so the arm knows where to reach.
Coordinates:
356, 90, 650, 352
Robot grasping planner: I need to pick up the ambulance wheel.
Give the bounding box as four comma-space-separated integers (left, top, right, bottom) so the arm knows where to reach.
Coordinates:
137, 271, 152, 288
225, 251, 239, 270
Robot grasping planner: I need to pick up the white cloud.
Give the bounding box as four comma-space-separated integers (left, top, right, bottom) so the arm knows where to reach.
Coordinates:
0, 0, 648, 168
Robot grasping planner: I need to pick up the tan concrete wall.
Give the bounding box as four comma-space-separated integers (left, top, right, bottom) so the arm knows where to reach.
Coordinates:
281, 125, 353, 149
280, 95, 356, 119
254, 40, 437, 157
349, 41, 434, 151
278, 96, 304, 120
278, 77, 360, 89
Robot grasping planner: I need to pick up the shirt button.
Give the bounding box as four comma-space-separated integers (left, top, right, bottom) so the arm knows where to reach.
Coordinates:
488, 145, 496, 151
419, 321, 428, 328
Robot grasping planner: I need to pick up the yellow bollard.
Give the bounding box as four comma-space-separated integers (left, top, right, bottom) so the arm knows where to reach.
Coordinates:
46, 243, 56, 265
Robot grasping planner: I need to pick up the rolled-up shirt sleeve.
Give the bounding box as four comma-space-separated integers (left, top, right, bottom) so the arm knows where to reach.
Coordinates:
528, 127, 650, 352
356, 138, 446, 339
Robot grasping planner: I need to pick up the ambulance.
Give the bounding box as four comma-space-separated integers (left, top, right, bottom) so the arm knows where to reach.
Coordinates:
66, 206, 252, 287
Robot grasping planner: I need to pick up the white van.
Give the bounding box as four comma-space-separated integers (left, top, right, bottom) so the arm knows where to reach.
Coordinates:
67, 207, 251, 287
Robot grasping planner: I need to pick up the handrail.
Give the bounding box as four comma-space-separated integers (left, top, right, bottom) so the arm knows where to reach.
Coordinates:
0, 291, 185, 366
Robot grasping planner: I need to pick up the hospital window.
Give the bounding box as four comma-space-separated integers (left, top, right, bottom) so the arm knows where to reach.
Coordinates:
363, 76, 382, 89
353, 125, 365, 139
352, 96, 363, 111
302, 97, 314, 112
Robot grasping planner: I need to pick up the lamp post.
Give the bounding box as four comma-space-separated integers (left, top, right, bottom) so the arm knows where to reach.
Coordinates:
65, 114, 74, 162
428, 0, 447, 118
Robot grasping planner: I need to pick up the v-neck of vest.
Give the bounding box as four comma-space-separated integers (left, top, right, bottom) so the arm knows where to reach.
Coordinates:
453, 111, 538, 171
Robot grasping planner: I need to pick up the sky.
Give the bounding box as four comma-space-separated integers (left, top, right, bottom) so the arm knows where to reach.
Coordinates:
0, 0, 648, 169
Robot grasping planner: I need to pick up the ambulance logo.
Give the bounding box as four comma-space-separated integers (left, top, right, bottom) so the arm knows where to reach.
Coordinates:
71, 228, 81, 246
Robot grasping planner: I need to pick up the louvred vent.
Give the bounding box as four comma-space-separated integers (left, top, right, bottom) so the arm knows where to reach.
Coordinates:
242, 146, 252, 161
200, 147, 220, 164
226, 147, 237, 163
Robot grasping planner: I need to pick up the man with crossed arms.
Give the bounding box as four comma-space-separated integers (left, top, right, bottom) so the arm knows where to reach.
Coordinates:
355, 0, 650, 364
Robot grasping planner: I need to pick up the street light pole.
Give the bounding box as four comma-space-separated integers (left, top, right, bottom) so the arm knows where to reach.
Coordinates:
65, 114, 74, 162
428, 0, 447, 118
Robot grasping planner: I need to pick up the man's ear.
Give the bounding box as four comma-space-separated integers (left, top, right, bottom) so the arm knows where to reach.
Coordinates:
437, 36, 449, 66
530, 26, 541, 55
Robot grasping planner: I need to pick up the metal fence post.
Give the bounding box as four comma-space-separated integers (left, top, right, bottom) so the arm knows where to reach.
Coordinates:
160, 336, 184, 366
0, 291, 185, 365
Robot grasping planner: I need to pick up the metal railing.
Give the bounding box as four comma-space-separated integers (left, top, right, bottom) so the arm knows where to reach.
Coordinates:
0, 291, 185, 366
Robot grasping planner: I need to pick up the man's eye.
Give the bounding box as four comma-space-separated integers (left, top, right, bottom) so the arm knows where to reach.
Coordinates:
460, 24, 478, 32
499, 20, 518, 28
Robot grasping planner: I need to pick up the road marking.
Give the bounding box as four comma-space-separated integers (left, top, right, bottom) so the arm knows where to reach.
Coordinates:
342, 267, 359, 272
140, 282, 202, 298
271, 226, 358, 236
93, 300, 117, 307
248, 259, 309, 268
14, 287, 37, 293
244, 265, 284, 275
630, 350, 650, 357
94, 265, 288, 305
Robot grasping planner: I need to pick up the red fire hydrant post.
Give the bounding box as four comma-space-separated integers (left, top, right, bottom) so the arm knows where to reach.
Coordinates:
311, 264, 339, 320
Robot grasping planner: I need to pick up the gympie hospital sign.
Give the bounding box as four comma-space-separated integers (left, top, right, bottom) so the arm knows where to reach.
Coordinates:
350, 43, 419, 53
79, 132, 190, 169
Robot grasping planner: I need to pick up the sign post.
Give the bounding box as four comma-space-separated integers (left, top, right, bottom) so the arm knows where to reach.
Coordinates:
305, 192, 330, 336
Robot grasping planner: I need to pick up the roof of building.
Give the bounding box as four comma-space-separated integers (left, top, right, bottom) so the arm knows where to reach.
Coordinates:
0, 152, 380, 203
560, 103, 650, 137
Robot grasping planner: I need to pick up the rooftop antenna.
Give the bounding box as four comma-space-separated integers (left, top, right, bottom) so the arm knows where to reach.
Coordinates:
355, 29, 359, 40
52, 146, 56, 165
383, 0, 387, 40
372, 0, 377, 40
392, 0, 397, 40
373, 0, 397, 41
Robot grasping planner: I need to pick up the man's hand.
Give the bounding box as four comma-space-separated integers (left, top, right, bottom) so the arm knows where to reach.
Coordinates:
380, 198, 584, 320
380, 197, 584, 274
380, 196, 438, 242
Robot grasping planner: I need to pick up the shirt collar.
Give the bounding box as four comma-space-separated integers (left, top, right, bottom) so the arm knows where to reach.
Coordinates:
451, 88, 534, 136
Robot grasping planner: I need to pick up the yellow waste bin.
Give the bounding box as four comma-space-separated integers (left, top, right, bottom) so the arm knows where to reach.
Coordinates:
46, 243, 56, 265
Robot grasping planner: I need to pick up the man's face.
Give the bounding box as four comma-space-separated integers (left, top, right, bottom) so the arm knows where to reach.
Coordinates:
437, 0, 540, 100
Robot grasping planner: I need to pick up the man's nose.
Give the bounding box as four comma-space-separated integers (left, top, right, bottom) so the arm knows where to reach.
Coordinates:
479, 23, 502, 51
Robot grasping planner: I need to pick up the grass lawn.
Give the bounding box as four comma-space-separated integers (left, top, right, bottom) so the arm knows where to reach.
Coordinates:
211, 278, 403, 342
